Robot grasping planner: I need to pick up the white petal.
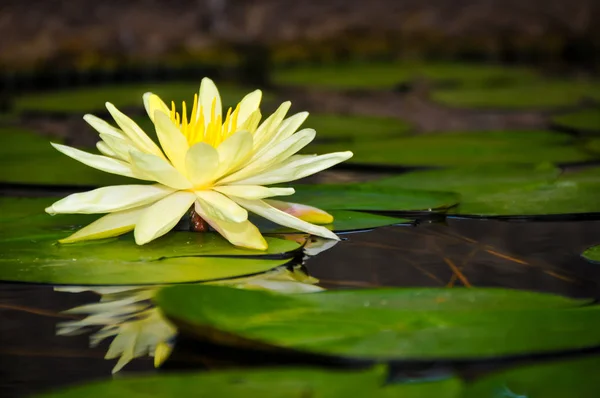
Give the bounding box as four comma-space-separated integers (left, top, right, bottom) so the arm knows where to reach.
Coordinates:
59, 206, 149, 244
46, 184, 174, 214
252, 101, 291, 151
84, 114, 125, 139
232, 198, 339, 240
195, 190, 248, 222
96, 141, 117, 158
143, 93, 170, 123
194, 202, 267, 250
266, 199, 333, 224
154, 111, 189, 172
134, 192, 196, 245
51, 143, 137, 179
220, 129, 315, 184
215, 131, 253, 178
106, 102, 164, 158
236, 90, 262, 128
198, 78, 222, 124
129, 150, 192, 190
185, 142, 220, 187
262, 112, 309, 151
231, 152, 353, 185
213, 185, 294, 200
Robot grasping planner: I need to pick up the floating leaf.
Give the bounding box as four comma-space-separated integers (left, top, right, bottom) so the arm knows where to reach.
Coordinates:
553, 108, 600, 132
13, 82, 253, 114
582, 244, 600, 264
306, 114, 412, 142
432, 80, 600, 108
38, 366, 463, 398
253, 210, 412, 234
156, 286, 598, 360
0, 198, 302, 285
273, 62, 538, 89
290, 184, 458, 213
307, 131, 591, 167
463, 356, 600, 398
0, 127, 138, 186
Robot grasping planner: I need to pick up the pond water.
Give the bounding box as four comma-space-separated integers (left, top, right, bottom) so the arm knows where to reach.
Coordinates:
2, 210, 599, 397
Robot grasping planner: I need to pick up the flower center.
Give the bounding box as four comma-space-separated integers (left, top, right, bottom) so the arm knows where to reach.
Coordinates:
169, 94, 241, 148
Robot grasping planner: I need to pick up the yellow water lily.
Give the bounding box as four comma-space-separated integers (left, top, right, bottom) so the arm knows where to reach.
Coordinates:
45, 78, 353, 250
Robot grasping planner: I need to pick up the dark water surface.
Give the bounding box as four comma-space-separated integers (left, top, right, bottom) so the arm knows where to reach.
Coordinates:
2, 216, 600, 397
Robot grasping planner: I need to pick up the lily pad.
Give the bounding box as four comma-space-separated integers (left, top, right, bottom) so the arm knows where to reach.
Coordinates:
37, 366, 461, 398
463, 356, 600, 398
306, 114, 412, 142
156, 286, 599, 360
432, 80, 600, 109
0, 198, 302, 285
0, 127, 137, 186
307, 131, 592, 167
290, 184, 458, 213
273, 62, 538, 90
12, 82, 253, 114
582, 244, 600, 264
552, 109, 600, 132
254, 210, 412, 234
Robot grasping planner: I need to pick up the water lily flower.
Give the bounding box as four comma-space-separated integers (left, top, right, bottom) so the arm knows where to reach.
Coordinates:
45, 78, 353, 250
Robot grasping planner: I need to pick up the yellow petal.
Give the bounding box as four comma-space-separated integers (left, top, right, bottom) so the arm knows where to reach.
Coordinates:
198, 78, 222, 123
194, 202, 267, 250
265, 199, 333, 224
252, 101, 291, 151
213, 185, 294, 200
236, 89, 262, 128
195, 190, 248, 222
59, 206, 149, 244
106, 102, 164, 158
46, 184, 174, 214
185, 142, 220, 187
100, 133, 136, 161
231, 152, 353, 186
96, 141, 117, 158
134, 191, 196, 245
251, 112, 309, 160
220, 129, 315, 184
232, 197, 340, 240
215, 130, 253, 178
154, 111, 189, 172
51, 142, 138, 179
84, 114, 125, 139
143, 93, 170, 123
129, 150, 192, 190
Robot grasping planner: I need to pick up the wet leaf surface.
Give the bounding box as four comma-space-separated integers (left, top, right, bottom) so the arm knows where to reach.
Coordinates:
582, 244, 600, 264
552, 108, 600, 132
156, 285, 599, 360
0, 198, 302, 285
463, 355, 600, 398
308, 131, 592, 166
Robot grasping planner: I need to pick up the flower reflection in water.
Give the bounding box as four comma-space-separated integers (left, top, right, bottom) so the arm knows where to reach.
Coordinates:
55, 238, 335, 373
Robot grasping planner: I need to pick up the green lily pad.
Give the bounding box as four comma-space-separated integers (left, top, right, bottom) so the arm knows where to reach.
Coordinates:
0, 127, 138, 186
12, 82, 253, 114
156, 285, 599, 360
0, 198, 302, 285
254, 210, 412, 234
432, 80, 600, 109
273, 62, 538, 90
581, 244, 600, 264
368, 163, 600, 217
306, 131, 592, 167
37, 366, 462, 398
290, 184, 458, 213
445, 166, 600, 217
463, 356, 600, 398
553, 109, 600, 132
306, 114, 412, 142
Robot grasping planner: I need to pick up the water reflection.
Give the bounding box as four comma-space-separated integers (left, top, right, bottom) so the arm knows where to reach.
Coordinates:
53, 238, 332, 373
